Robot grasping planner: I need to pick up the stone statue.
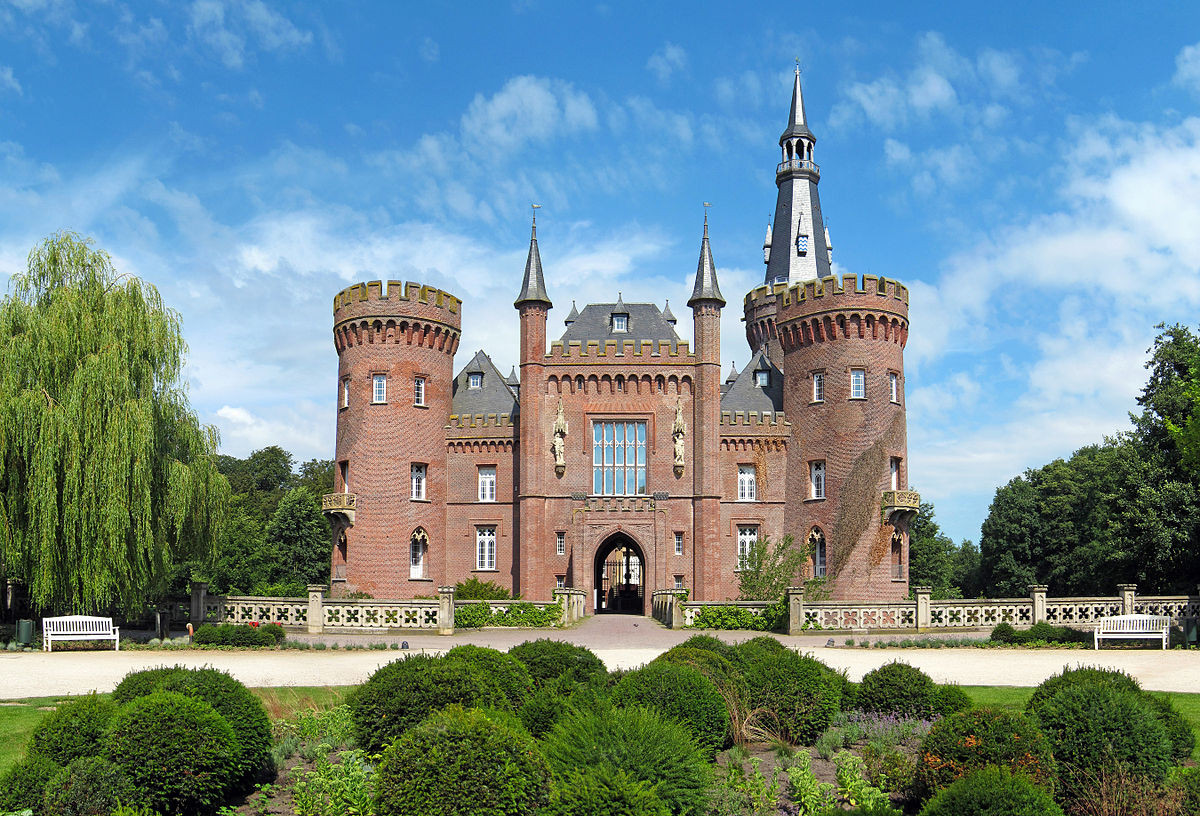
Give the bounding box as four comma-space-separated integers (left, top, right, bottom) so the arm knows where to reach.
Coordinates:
551, 398, 568, 472
672, 398, 687, 469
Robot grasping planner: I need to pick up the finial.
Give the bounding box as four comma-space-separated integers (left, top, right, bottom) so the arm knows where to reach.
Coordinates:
531, 203, 541, 233
795, 57, 800, 76
702, 201, 711, 234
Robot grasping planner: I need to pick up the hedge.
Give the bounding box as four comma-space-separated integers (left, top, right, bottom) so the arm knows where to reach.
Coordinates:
611, 661, 730, 756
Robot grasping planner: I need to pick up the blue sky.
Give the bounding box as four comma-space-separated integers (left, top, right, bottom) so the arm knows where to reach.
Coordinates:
3, 1, 1200, 545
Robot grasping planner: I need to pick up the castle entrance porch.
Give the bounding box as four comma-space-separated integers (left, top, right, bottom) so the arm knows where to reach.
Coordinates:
593, 533, 645, 615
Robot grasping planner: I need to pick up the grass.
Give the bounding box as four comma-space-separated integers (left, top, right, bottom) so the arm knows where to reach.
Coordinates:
0, 696, 67, 776
251, 685, 352, 721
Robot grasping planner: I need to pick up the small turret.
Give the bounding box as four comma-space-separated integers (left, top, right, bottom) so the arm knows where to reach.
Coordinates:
688, 212, 725, 308
564, 300, 579, 326
662, 299, 676, 325
514, 212, 552, 309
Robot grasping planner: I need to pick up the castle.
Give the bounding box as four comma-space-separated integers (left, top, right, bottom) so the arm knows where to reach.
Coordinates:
321, 70, 919, 611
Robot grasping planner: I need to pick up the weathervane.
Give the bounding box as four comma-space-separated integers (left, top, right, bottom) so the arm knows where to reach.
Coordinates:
531, 203, 541, 228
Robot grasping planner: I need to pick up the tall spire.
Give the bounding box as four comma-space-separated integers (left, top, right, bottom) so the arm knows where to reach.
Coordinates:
514, 207, 552, 308
764, 65, 832, 285
688, 209, 725, 307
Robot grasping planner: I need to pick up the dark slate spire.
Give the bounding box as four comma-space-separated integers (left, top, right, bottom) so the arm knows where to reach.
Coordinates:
725, 360, 738, 383
780, 64, 813, 141
505, 366, 520, 387
688, 211, 725, 307
514, 211, 552, 308
662, 299, 676, 324
564, 300, 579, 325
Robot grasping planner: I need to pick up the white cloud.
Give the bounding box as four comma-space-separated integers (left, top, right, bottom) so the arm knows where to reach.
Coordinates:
0, 65, 20, 94
187, 0, 311, 69
241, 0, 311, 51
1174, 42, 1200, 95
459, 76, 598, 156
189, 0, 245, 69
419, 36, 438, 63
214, 403, 328, 458
647, 42, 687, 84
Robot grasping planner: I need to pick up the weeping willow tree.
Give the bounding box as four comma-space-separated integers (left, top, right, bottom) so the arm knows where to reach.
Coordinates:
0, 232, 229, 613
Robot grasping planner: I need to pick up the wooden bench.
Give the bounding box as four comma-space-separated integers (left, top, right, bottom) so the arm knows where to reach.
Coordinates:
1093, 614, 1170, 650
42, 615, 120, 652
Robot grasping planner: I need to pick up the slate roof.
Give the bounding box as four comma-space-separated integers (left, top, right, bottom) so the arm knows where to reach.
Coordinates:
720, 347, 783, 414
514, 220, 552, 308
451, 350, 519, 416
558, 301, 681, 347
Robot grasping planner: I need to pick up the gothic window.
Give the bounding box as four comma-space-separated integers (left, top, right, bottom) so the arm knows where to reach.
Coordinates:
890, 458, 901, 491
737, 526, 759, 571
592, 421, 647, 496
476, 526, 497, 570
810, 528, 827, 577
410, 528, 428, 580
891, 531, 904, 581
478, 466, 496, 502
410, 463, 426, 500
737, 465, 757, 501
810, 461, 825, 499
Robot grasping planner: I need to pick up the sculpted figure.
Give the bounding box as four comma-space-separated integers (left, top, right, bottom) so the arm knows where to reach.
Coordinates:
672, 399, 687, 467
552, 398, 568, 469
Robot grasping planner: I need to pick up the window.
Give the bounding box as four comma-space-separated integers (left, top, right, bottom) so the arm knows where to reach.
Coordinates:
478, 466, 496, 502
810, 528, 827, 578
849, 369, 866, 399
556, 575, 566, 589
737, 465, 757, 501
410, 529, 427, 579
737, 526, 759, 571
341, 378, 350, 408
812, 371, 825, 402
372, 373, 387, 403
410, 463, 426, 500
612, 313, 628, 332
468, 372, 482, 389
810, 461, 825, 499
475, 526, 496, 570
674, 532, 683, 556
556, 531, 566, 556
891, 531, 904, 580
414, 376, 426, 406
889, 372, 900, 403
890, 457, 901, 491
755, 370, 769, 387
592, 421, 647, 495
674, 575, 684, 590
339, 461, 349, 492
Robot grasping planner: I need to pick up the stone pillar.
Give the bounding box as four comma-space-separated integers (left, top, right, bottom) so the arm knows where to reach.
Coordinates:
438, 585, 456, 635
1118, 583, 1137, 615
914, 586, 932, 632
307, 584, 326, 635
787, 586, 806, 635
190, 581, 208, 624
672, 590, 687, 629
1029, 585, 1048, 624
553, 589, 571, 626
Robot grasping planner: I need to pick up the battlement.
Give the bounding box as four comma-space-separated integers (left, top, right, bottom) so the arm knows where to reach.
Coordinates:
745, 274, 908, 312
333, 280, 462, 322
446, 412, 517, 429
546, 338, 694, 361
719, 410, 788, 427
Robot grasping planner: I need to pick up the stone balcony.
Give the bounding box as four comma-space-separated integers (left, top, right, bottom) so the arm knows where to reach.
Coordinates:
881, 489, 920, 525
322, 492, 357, 524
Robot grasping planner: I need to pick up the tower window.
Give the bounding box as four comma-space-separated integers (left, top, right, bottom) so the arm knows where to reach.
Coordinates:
850, 369, 866, 400
889, 372, 900, 403
410, 463, 427, 500
674, 531, 683, 556
372, 373, 387, 403
556, 575, 566, 589
612, 313, 628, 332
556, 531, 566, 556
478, 466, 496, 502
341, 378, 350, 408
737, 465, 757, 501
812, 371, 825, 403
414, 376, 426, 406
592, 421, 647, 496
810, 461, 826, 500
890, 457, 901, 491
755, 370, 769, 387
737, 526, 759, 571
410, 529, 428, 580
339, 461, 349, 492
810, 528, 827, 578
674, 575, 684, 590
475, 526, 497, 571
468, 372, 482, 389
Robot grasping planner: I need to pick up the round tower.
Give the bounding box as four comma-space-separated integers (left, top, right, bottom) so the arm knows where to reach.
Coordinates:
325, 280, 461, 598
777, 274, 917, 601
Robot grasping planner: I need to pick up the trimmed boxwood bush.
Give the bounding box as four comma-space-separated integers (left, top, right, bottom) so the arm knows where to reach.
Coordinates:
544, 767, 670, 816
1143, 692, 1196, 760
541, 705, 712, 816
931, 684, 972, 717
443, 644, 534, 709
348, 653, 513, 753
374, 706, 551, 816
735, 634, 787, 663
1025, 665, 1141, 718
916, 707, 1055, 798
740, 648, 840, 744
27, 693, 117, 765
677, 633, 740, 664
611, 661, 730, 756
508, 639, 608, 687
654, 646, 744, 697
112, 666, 184, 704
919, 767, 1063, 816
858, 661, 937, 718
990, 622, 1017, 643
518, 682, 571, 738
43, 756, 138, 816
105, 691, 238, 816
0, 753, 60, 815
1033, 682, 1172, 801
192, 622, 277, 647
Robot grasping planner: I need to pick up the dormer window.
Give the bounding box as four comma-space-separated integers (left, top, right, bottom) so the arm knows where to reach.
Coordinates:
755, 370, 769, 387
468, 373, 482, 389
612, 313, 628, 333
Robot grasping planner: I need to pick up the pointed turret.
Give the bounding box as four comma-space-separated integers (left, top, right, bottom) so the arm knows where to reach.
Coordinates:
782, 65, 813, 141
564, 300, 579, 326
725, 360, 738, 384
514, 213, 552, 308
505, 366, 520, 387
662, 299, 676, 325
688, 212, 725, 307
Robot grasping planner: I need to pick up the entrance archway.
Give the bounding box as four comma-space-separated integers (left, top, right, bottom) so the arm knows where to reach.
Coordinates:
594, 533, 645, 614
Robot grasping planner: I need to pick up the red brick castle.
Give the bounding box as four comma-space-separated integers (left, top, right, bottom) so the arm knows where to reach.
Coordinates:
322, 70, 919, 611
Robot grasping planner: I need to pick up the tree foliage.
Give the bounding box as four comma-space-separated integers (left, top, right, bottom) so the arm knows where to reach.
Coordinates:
737, 533, 807, 601
0, 232, 228, 612
907, 499, 981, 598
264, 487, 330, 587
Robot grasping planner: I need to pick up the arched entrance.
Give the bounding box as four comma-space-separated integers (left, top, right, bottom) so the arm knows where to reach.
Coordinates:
594, 533, 645, 614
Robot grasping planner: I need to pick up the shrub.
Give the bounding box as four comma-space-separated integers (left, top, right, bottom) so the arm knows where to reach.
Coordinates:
1025, 665, 1141, 718
1033, 682, 1171, 802
27, 693, 117, 765
105, 691, 238, 816
676, 633, 740, 664
689, 603, 784, 631
919, 767, 1063, 816
444, 645, 534, 709
518, 682, 571, 738
541, 704, 713, 816
347, 653, 513, 753
738, 648, 840, 745
452, 602, 491, 628
111, 666, 184, 703
734, 635, 787, 664
1143, 693, 1196, 760
931, 684, 972, 717
375, 706, 551, 816
861, 743, 916, 798
0, 754, 59, 815
611, 662, 730, 756
454, 576, 512, 599
544, 767, 670, 816
857, 661, 937, 718
1170, 766, 1200, 815
990, 622, 1017, 643
192, 622, 275, 647
508, 639, 607, 687
654, 646, 744, 697
916, 707, 1055, 798
43, 756, 137, 816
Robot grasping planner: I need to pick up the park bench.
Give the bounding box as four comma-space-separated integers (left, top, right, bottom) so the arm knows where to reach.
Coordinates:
1093, 613, 1170, 650
42, 615, 120, 652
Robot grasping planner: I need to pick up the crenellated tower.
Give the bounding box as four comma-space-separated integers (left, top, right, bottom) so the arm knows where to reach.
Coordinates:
324, 280, 461, 598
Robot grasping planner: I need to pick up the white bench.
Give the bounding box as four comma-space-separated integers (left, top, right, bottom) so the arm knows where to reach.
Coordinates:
1093, 614, 1170, 650
42, 615, 120, 652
